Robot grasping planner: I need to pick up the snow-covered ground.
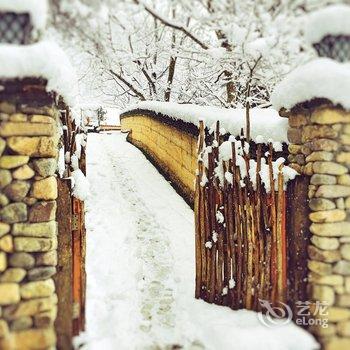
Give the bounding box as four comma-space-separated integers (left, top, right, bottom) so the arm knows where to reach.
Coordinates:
74, 132, 318, 350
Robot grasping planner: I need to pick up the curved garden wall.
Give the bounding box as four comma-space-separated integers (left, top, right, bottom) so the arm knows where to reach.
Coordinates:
120, 111, 198, 206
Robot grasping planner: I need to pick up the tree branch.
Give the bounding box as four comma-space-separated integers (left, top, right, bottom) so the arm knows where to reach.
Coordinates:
133, 0, 209, 50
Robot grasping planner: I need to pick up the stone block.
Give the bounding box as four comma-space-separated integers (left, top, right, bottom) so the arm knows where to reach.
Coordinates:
2, 294, 57, 320
325, 338, 350, 350
33, 306, 57, 328
35, 251, 57, 266
31, 158, 57, 177
12, 327, 56, 349
12, 221, 57, 238
0, 222, 10, 238
311, 108, 350, 124
309, 198, 336, 211
310, 222, 350, 237
336, 198, 345, 209
0, 194, 8, 207
0, 102, 15, 114
311, 236, 339, 250
311, 174, 336, 186
325, 307, 350, 322
288, 144, 302, 154
308, 245, 341, 263
336, 294, 350, 307
302, 125, 338, 142
9, 253, 35, 269
7, 137, 58, 157
0, 235, 13, 253
29, 201, 56, 223
307, 151, 334, 162
289, 114, 309, 127
346, 197, 350, 209
0, 156, 29, 170
20, 279, 55, 299
287, 127, 302, 144
336, 152, 350, 164
308, 273, 343, 286
14, 237, 57, 253
3, 181, 30, 202
0, 138, 5, 156
0, 170, 11, 189
309, 139, 339, 152
340, 244, 350, 260
309, 209, 345, 223
0, 252, 6, 272
0, 122, 55, 137
338, 174, 350, 186
316, 185, 350, 199
333, 260, 350, 275
308, 260, 332, 275
313, 162, 347, 175
312, 284, 335, 305
340, 134, 350, 145
9, 113, 27, 122
30, 115, 55, 124
12, 165, 35, 180
27, 267, 56, 281
31, 177, 57, 200
0, 268, 26, 283
0, 319, 9, 338
337, 320, 350, 336
0, 203, 27, 224
0, 283, 20, 305
10, 316, 32, 331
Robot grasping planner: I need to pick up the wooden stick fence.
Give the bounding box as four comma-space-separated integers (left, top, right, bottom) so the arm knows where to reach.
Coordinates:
194, 120, 289, 311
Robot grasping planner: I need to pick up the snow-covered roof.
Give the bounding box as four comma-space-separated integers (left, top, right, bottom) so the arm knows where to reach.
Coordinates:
305, 4, 350, 44
123, 101, 288, 143
271, 58, 350, 112
0, 0, 48, 30
0, 40, 78, 106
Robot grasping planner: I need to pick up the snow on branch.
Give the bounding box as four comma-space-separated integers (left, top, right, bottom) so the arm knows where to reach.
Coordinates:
0, 0, 48, 30
123, 101, 288, 143
271, 58, 350, 112
0, 40, 78, 106
133, 0, 209, 50
305, 4, 350, 44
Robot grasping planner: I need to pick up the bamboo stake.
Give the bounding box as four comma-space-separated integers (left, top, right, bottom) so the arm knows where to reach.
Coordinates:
208, 147, 217, 303
267, 143, 277, 304
242, 140, 253, 309
194, 121, 205, 298
231, 141, 242, 308
276, 163, 286, 302
256, 143, 264, 310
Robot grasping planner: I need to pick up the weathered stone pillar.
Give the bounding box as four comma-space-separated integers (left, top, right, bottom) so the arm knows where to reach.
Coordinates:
0, 80, 60, 349
288, 104, 350, 350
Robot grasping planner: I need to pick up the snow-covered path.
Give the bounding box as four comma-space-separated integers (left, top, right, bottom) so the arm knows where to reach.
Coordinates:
75, 132, 318, 350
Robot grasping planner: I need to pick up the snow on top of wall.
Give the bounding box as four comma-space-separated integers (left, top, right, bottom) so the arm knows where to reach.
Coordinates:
305, 5, 350, 44
272, 58, 350, 112
0, 40, 78, 106
123, 101, 288, 143
0, 0, 48, 30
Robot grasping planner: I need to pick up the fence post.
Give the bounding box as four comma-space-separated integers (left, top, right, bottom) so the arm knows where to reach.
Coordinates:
287, 105, 350, 349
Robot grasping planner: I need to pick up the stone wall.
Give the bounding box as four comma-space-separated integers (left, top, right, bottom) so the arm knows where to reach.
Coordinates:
121, 113, 197, 205
287, 105, 350, 350
0, 100, 60, 349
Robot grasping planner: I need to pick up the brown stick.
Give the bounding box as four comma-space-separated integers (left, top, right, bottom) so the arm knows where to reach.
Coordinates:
267, 143, 277, 303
